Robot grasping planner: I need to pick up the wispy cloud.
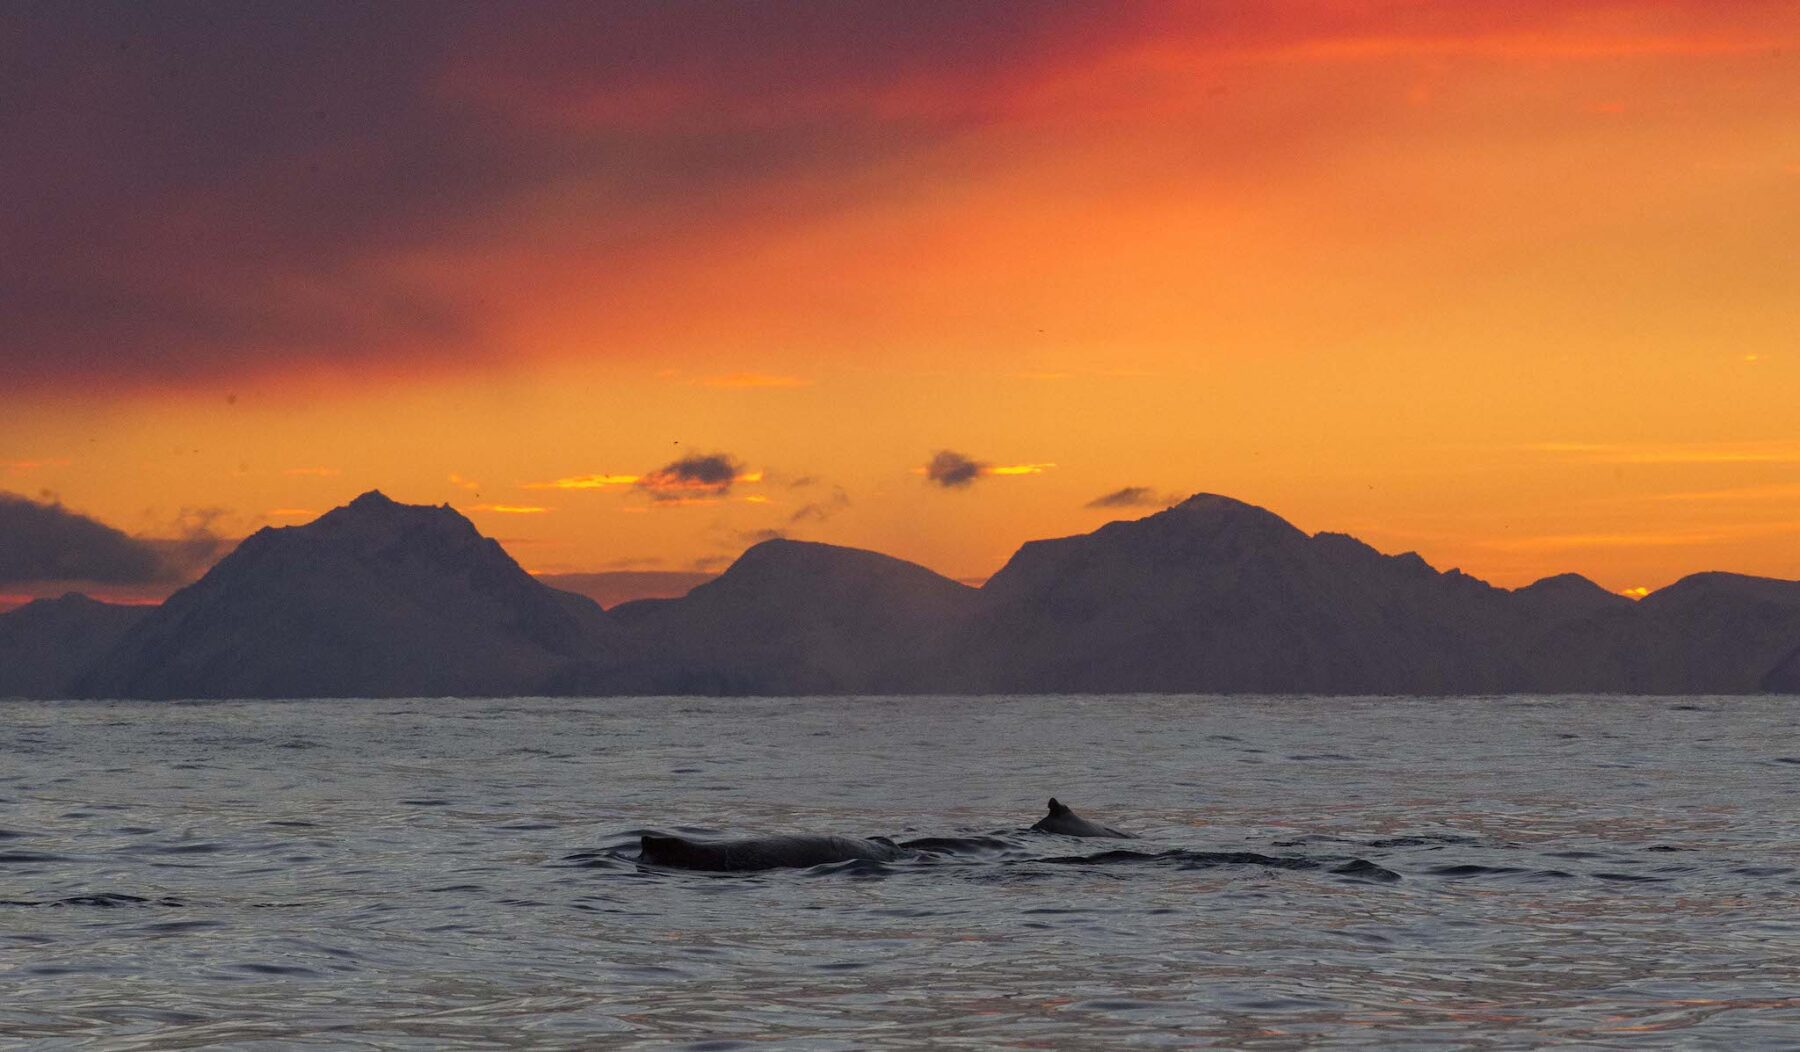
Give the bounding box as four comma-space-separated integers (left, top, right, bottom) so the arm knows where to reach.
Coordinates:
1255, 31, 1783, 64
448, 473, 481, 491
1642, 483, 1800, 504
524, 456, 761, 498
1473, 520, 1800, 552
789, 487, 851, 525
524, 473, 641, 490
1522, 442, 1800, 465
471, 503, 551, 514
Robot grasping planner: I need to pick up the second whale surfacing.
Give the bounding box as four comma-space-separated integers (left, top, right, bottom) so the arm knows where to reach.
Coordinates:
639, 833, 912, 872
1031, 798, 1135, 839
638, 798, 1135, 871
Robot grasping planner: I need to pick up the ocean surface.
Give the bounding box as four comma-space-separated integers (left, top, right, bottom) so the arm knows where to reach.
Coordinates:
2, 695, 1798, 1049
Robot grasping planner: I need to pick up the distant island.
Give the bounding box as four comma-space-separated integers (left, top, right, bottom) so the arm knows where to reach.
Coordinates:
4, 490, 1798, 699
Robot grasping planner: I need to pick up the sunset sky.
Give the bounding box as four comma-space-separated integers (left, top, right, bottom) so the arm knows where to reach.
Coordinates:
4, 1, 1798, 608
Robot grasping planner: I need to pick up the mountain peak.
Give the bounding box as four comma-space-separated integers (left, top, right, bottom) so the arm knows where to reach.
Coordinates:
75, 490, 619, 699
1139, 492, 1308, 543
1642, 571, 1800, 609
708, 537, 974, 600
1516, 572, 1613, 598
730, 537, 922, 574
301, 491, 477, 556
1172, 492, 1261, 512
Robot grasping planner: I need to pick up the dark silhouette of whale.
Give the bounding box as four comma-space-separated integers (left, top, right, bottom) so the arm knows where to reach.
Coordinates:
639, 833, 911, 871
1031, 798, 1135, 838
637, 799, 1133, 871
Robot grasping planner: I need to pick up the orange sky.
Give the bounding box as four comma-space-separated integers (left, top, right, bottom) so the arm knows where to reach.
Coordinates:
4, 1, 1798, 602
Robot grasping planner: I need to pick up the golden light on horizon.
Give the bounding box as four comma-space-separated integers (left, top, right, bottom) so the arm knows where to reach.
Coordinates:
525, 475, 643, 491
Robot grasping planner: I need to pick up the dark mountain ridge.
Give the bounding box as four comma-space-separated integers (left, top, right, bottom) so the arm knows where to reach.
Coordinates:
73, 492, 628, 699
6, 490, 1797, 698
0, 593, 148, 699
562, 538, 977, 694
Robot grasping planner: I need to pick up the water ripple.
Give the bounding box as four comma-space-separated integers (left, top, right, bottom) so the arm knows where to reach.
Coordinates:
0, 694, 1796, 1047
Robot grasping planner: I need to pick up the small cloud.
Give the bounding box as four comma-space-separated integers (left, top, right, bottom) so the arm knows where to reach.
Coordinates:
637, 452, 756, 501
523, 473, 641, 490
924, 450, 985, 488
526, 454, 762, 502
471, 503, 550, 515
691, 553, 735, 573
448, 473, 481, 491
738, 527, 787, 545
921, 451, 1054, 487
1085, 486, 1180, 509
700, 373, 813, 389
283, 466, 341, 477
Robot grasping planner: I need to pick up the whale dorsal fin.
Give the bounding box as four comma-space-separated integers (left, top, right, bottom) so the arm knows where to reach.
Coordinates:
1047, 798, 1070, 816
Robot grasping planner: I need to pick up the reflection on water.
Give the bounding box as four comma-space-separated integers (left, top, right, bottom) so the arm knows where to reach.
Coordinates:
2, 695, 1798, 1048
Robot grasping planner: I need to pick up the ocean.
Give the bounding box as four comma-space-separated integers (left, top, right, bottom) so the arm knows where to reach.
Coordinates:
3, 694, 1798, 1048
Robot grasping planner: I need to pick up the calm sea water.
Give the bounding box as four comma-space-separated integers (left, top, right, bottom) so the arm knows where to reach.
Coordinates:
2, 695, 1798, 1049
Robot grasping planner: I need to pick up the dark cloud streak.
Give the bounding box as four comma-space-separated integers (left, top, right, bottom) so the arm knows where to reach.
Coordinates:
1085, 486, 1180, 509
789, 487, 850, 524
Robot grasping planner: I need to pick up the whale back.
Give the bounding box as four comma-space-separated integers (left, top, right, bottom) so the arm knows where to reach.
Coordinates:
640, 833, 909, 871
1031, 798, 1134, 839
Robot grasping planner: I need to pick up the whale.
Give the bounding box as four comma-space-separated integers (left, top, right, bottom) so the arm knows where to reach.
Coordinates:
1030, 798, 1135, 839
639, 833, 912, 872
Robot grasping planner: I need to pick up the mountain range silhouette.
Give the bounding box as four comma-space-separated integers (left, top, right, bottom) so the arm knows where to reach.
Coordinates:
4, 490, 1798, 698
